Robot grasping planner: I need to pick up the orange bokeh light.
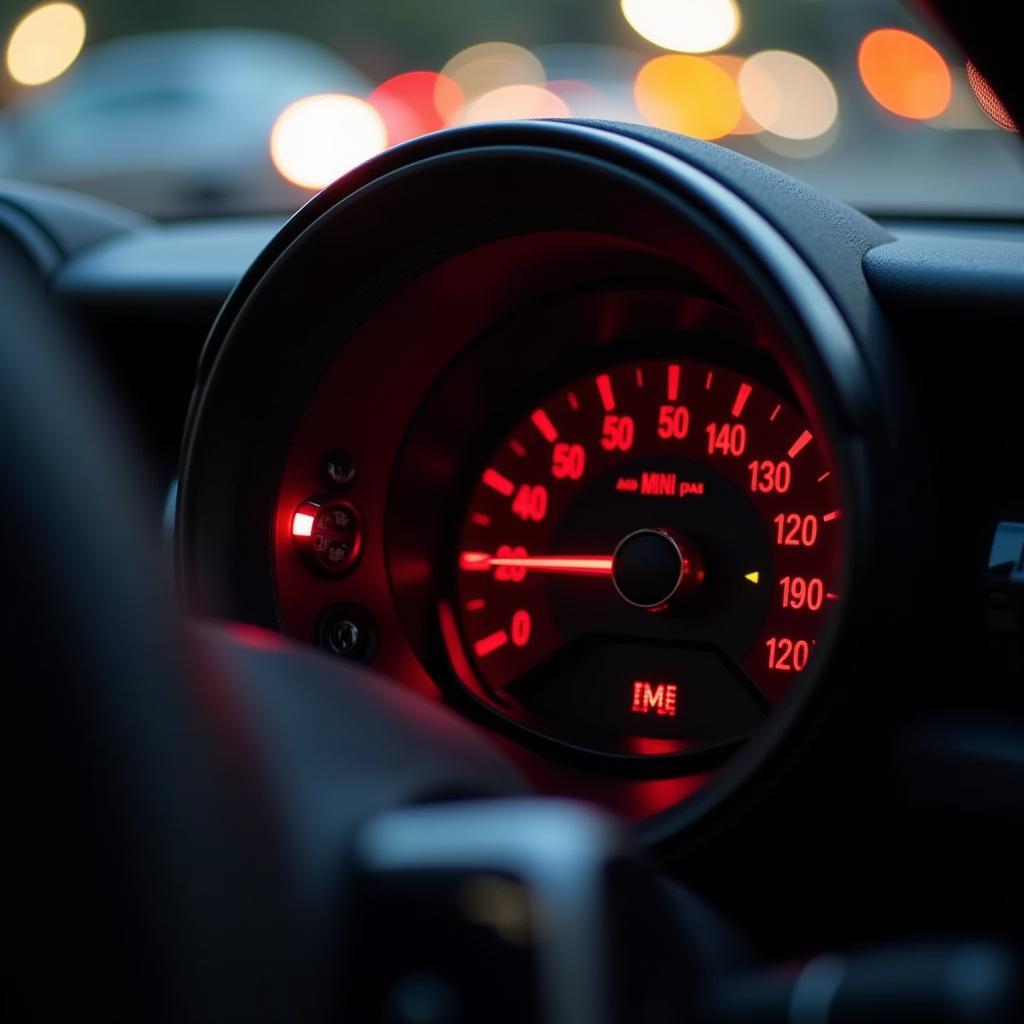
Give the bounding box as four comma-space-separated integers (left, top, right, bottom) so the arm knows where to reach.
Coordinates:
369, 71, 464, 145
858, 28, 951, 120
634, 54, 742, 140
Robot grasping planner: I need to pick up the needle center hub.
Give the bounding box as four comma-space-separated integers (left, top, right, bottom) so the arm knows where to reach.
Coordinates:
612, 528, 702, 609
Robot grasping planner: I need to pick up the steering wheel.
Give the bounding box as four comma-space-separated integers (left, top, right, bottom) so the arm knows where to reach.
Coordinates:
1, 235, 531, 1019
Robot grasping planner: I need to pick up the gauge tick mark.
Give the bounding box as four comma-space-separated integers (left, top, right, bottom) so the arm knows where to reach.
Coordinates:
788, 430, 813, 458
531, 409, 559, 443
474, 630, 509, 658
482, 468, 515, 497
732, 382, 752, 418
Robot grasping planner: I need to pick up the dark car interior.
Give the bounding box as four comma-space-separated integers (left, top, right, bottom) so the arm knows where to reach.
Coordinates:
3, 0, 1022, 1020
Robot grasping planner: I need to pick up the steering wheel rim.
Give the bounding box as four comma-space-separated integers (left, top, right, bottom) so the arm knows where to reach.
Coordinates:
2, 234, 525, 1019
0, 235, 293, 1018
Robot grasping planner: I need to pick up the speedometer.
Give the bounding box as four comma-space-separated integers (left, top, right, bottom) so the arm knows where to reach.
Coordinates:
443, 357, 845, 758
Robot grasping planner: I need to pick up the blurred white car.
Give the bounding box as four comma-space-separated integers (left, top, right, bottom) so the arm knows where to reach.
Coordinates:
0, 29, 371, 218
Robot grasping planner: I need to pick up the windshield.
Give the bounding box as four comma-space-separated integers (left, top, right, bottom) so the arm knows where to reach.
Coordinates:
2, 0, 1021, 220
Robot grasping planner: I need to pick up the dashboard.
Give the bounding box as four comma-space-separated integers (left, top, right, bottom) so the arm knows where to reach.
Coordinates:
3, 119, 1021, 948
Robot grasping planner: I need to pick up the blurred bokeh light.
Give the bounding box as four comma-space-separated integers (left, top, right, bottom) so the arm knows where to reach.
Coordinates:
707, 55, 760, 135
533, 43, 643, 122
927, 68, 994, 130
459, 84, 570, 124
270, 93, 387, 189
621, 0, 740, 54
547, 79, 612, 120
440, 42, 545, 111
757, 120, 838, 160
3, 2, 1022, 219
858, 28, 951, 120
966, 60, 1018, 132
634, 54, 741, 140
739, 50, 838, 140
370, 71, 464, 145
5, 2, 86, 86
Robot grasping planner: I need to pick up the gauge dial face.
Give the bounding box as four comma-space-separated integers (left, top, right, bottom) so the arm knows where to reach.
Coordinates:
446, 358, 845, 757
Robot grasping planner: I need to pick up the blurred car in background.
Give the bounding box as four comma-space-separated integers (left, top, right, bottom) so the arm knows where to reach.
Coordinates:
0, 29, 370, 217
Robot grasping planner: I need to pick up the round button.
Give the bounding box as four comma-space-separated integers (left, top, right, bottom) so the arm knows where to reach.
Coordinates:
292, 499, 362, 576
612, 528, 701, 609
322, 449, 356, 490
319, 604, 377, 661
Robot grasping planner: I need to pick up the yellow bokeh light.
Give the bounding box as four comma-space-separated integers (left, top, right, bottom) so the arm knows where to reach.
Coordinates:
621, 0, 740, 54
458, 84, 571, 125
270, 94, 387, 191
440, 42, 545, 114
6, 2, 86, 86
634, 54, 742, 140
739, 50, 838, 140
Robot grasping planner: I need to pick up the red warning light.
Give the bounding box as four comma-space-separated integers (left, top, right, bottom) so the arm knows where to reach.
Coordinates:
631, 680, 678, 717
292, 511, 316, 537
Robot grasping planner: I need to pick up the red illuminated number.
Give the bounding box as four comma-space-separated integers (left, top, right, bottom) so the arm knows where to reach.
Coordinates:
551, 442, 586, 480
657, 405, 690, 440
766, 637, 810, 671
748, 459, 792, 494
601, 415, 635, 452
773, 513, 818, 546
705, 422, 747, 456
512, 485, 547, 522
494, 544, 527, 582
779, 575, 824, 610
511, 610, 531, 647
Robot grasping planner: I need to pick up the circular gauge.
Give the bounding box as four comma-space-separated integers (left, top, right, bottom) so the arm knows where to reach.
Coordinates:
443, 357, 845, 758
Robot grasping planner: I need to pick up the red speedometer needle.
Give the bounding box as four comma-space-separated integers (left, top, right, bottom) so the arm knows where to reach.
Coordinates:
460, 551, 613, 576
